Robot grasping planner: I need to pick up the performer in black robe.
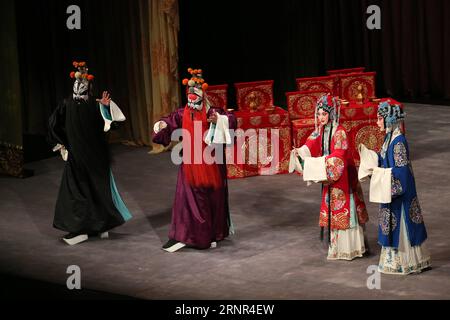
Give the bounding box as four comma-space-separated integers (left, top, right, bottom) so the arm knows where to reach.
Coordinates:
48, 61, 132, 245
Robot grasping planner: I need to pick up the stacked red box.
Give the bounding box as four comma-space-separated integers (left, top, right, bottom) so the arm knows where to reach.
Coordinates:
295, 75, 336, 96
338, 72, 376, 103
327, 67, 365, 75
206, 84, 228, 110
227, 80, 291, 178
286, 90, 328, 148
234, 80, 274, 112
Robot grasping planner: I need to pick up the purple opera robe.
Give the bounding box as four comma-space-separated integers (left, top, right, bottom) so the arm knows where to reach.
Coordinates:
153, 106, 236, 249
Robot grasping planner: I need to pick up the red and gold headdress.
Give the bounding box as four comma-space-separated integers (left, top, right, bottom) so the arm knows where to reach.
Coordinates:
315, 93, 341, 129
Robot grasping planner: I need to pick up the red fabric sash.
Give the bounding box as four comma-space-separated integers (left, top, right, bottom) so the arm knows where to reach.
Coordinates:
182, 105, 222, 189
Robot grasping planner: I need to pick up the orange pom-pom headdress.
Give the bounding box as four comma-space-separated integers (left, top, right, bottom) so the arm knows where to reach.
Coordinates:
182, 67, 208, 94
182, 67, 210, 111
70, 60, 94, 101
70, 60, 94, 81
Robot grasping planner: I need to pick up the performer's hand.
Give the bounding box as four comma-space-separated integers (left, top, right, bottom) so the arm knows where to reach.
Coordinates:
52, 143, 63, 152
208, 112, 218, 124
159, 121, 167, 131
96, 91, 111, 106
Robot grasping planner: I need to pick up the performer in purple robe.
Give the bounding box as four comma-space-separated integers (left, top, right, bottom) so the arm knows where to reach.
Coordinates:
153, 68, 236, 252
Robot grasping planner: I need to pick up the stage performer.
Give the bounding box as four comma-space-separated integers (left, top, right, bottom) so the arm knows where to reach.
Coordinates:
360, 101, 431, 274
292, 94, 369, 260
48, 61, 132, 245
153, 68, 236, 253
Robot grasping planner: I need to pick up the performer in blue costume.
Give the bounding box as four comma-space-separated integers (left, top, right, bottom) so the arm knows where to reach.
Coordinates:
361, 101, 431, 274
48, 61, 132, 245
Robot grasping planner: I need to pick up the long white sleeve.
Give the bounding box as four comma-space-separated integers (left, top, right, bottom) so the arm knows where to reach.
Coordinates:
99, 100, 126, 132
303, 156, 327, 183
358, 143, 379, 182
205, 114, 231, 145
370, 167, 392, 203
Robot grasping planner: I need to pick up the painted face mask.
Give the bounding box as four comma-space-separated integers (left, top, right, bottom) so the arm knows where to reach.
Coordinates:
182, 68, 209, 111
70, 61, 94, 102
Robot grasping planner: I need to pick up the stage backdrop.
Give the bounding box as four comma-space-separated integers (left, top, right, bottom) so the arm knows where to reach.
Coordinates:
2, 0, 450, 172
0, 0, 25, 177
178, 0, 450, 108
12, 0, 180, 165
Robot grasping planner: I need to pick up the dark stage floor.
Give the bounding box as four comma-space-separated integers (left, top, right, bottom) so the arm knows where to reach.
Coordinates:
1, 103, 449, 299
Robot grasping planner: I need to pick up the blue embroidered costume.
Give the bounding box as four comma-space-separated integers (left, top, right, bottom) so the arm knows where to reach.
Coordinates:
375, 102, 430, 274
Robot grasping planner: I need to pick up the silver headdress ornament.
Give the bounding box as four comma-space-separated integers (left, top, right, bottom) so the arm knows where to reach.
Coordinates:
377, 100, 405, 129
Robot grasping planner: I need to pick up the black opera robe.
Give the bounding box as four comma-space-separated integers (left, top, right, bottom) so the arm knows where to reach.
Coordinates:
48, 97, 132, 234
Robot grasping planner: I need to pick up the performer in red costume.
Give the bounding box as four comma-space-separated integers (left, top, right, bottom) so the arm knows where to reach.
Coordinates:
293, 94, 369, 260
